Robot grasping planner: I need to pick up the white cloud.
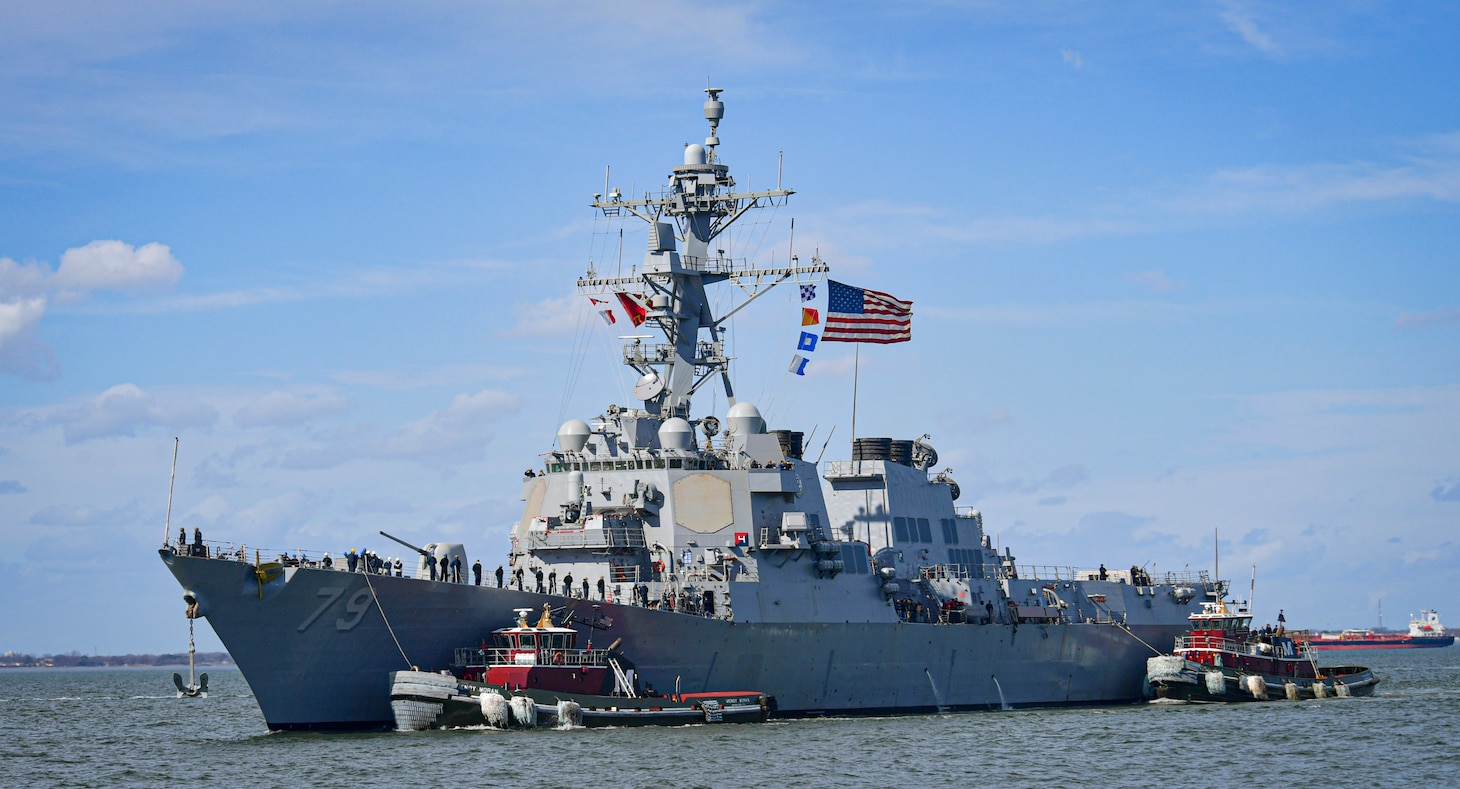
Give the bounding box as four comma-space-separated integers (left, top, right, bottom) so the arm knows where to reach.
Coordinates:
380, 388, 520, 465
350, 496, 414, 515
1186, 159, 1460, 215
0, 296, 58, 380
822, 137, 1460, 254
973, 407, 1013, 433
1218, 1, 1279, 55
183, 494, 235, 525
923, 299, 1199, 327
0, 241, 184, 379
826, 201, 1149, 248
52, 383, 218, 444
27, 500, 139, 528
1061, 49, 1084, 69
263, 387, 523, 471
0, 257, 52, 297
53, 240, 182, 292
231, 491, 321, 538
0, 2, 794, 164
1394, 306, 1460, 331
1213, 386, 1460, 455
504, 292, 594, 339
235, 390, 349, 428
331, 363, 526, 391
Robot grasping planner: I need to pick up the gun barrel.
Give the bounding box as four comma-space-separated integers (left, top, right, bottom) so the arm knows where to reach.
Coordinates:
379, 530, 430, 556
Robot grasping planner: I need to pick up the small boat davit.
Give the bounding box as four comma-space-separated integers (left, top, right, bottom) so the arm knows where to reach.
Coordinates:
391, 605, 771, 729
1146, 599, 1378, 703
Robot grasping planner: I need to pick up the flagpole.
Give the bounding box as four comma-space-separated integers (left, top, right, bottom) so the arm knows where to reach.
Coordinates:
851, 345, 860, 445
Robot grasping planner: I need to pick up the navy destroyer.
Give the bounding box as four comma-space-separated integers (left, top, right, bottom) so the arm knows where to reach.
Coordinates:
160, 89, 1218, 730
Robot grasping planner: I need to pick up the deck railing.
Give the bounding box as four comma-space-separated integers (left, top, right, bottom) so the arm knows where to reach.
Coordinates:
1174, 634, 1314, 661
163, 540, 455, 582
453, 647, 611, 668
524, 526, 646, 551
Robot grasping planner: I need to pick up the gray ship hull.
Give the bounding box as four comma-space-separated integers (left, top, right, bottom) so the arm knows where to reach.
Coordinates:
163, 551, 1190, 730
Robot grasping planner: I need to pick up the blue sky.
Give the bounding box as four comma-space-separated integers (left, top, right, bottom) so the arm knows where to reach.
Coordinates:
2, 1, 1457, 653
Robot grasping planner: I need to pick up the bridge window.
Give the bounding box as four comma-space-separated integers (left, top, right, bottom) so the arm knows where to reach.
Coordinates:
894, 517, 909, 542
840, 543, 870, 574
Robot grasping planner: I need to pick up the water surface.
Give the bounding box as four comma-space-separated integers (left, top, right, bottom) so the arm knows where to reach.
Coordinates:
3, 648, 1456, 788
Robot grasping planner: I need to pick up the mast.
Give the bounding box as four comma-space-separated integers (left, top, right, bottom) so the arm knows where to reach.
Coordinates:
578, 89, 827, 418
162, 437, 178, 547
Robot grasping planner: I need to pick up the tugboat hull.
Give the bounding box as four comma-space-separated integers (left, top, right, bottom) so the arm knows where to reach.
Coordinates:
390, 669, 770, 729
1146, 656, 1379, 702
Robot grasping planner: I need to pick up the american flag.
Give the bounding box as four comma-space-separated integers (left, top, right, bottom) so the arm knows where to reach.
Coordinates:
822, 280, 912, 344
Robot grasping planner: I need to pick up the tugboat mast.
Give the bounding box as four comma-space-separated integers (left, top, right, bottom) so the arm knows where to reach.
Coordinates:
578, 88, 826, 418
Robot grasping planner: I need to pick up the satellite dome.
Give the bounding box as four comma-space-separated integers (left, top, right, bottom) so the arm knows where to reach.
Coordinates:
726, 402, 765, 436
633, 371, 665, 401
684, 143, 707, 165
658, 417, 694, 451
557, 419, 591, 453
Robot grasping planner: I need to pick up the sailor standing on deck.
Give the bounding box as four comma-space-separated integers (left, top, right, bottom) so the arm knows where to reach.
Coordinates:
535, 568, 544, 593
496, 564, 504, 588
549, 570, 557, 595
563, 573, 573, 597
452, 555, 462, 583
472, 559, 482, 586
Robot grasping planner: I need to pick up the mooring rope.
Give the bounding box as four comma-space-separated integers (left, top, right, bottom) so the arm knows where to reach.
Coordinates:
1113, 620, 1164, 656
362, 571, 414, 670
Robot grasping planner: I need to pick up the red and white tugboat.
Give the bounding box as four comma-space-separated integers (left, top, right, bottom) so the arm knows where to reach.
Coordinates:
1146, 599, 1379, 702
391, 605, 772, 729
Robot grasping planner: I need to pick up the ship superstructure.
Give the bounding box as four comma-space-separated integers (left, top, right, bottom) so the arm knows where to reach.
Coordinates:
160, 89, 1216, 730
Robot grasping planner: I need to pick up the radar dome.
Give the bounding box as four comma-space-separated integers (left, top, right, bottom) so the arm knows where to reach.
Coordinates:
658, 417, 694, 451
633, 371, 665, 401
726, 402, 765, 436
684, 143, 707, 165
557, 419, 591, 453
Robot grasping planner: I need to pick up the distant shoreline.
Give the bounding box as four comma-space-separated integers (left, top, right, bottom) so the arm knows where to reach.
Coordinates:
1, 652, 234, 669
